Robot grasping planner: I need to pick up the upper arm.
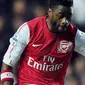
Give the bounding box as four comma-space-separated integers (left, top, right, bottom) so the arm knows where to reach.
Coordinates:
75, 29, 85, 56
3, 22, 30, 67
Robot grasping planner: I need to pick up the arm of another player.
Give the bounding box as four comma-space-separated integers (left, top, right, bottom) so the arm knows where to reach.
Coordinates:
75, 29, 85, 56
1, 22, 30, 85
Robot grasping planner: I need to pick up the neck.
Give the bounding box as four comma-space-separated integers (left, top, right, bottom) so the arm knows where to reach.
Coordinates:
46, 16, 58, 33
46, 16, 52, 31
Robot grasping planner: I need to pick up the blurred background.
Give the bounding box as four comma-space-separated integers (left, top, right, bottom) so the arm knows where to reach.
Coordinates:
0, 0, 85, 85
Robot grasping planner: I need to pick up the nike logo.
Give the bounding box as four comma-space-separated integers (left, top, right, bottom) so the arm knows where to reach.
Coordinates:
32, 44, 42, 47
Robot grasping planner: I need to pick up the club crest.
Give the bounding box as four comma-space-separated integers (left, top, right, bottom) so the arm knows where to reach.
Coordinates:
57, 40, 73, 53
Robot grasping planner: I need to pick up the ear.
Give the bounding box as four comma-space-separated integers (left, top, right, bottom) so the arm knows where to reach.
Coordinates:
48, 8, 52, 12
48, 8, 52, 16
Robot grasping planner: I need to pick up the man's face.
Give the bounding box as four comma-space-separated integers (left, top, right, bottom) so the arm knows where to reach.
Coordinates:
48, 5, 72, 33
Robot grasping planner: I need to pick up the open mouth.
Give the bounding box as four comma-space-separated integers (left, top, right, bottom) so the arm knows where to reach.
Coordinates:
51, 21, 70, 33
58, 22, 70, 31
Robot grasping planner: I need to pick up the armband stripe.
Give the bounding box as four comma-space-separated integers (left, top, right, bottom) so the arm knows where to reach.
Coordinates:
1, 70, 14, 83
1, 78, 14, 83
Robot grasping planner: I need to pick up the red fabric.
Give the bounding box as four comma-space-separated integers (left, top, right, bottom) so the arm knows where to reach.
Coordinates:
17, 16, 77, 85
1, 78, 14, 83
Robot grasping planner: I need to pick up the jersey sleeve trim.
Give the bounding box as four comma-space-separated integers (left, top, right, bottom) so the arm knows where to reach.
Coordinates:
75, 29, 85, 56
3, 22, 30, 67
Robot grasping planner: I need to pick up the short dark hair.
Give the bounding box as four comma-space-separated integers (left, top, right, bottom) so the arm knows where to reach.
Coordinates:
48, 0, 73, 8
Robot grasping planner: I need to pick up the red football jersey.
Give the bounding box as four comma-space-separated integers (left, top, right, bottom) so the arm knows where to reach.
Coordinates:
17, 16, 77, 85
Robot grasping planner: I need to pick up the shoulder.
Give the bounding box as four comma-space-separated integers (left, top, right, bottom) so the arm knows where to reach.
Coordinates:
70, 24, 78, 36
28, 16, 45, 23
26, 16, 45, 28
15, 22, 30, 37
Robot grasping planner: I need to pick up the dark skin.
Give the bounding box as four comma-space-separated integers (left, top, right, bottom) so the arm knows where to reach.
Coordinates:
46, 5, 72, 33
1, 5, 72, 85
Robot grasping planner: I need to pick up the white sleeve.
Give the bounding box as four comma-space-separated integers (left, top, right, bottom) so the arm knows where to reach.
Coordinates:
3, 22, 30, 67
75, 29, 85, 56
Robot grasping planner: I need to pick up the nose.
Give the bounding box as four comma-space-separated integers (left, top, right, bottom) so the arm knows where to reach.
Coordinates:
60, 17, 69, 25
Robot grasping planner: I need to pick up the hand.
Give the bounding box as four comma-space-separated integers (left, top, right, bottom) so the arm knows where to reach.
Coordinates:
3, 81, 13, 85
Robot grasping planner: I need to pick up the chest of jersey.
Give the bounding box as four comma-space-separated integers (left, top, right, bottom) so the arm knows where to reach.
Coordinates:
26, 22, 74, 58
20, 21, 75, 77
19, 18, 76, 80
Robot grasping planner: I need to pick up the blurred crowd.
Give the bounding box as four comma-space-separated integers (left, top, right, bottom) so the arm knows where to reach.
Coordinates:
0, 0, 85, 85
